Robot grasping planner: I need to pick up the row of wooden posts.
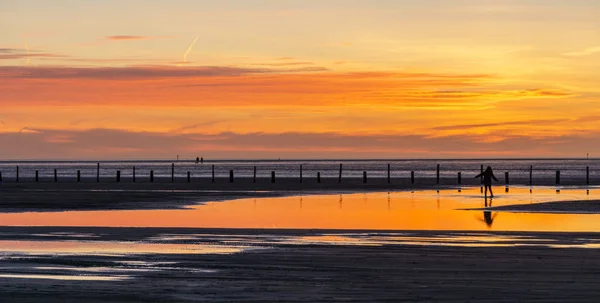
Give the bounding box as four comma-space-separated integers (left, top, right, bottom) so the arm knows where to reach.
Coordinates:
1, 163, 593, 185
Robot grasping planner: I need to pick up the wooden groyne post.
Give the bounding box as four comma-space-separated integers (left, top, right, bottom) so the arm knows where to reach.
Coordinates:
212, 165, 215, 183
458, 172, 462, 185
556, 170, 561, 185
77, 170, 81, 182
387, 164, 391, 184
253, 166, 257, 183
54, 169, 57, 182
16, 166, 19, 183
480, 165, 484, 184
338, 164, 343, 183
0, 172, 2, 182
436, 164, 440, 184
505, 172, 509, 185
171, 163, 175, 183
587, 166, 590, 185
187, 171, 191, 183
411, 171, 415, 184
97, 163, 100, 183
271, 171, 275, 183
317, 172, 321, 183
150, 170, 154, 182
363, 171, 367, 184
133, 166, 136, 183
116, 170, 121, 182
300, 165, 303, 183
35, 170, 39, 182
229, 170, 234, 183
529, 165, 533, 186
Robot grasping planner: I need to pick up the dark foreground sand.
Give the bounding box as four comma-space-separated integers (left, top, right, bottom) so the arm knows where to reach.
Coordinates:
1, 227, 600, 302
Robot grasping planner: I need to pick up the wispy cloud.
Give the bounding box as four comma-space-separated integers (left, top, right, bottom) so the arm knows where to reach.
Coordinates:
0, 65, 270, 79
0, 65, 329, 80
409, 89, 574, 99
562, 46, 600, 57
251, 61, 315, 67
0, 48, 66, 60
105, 35, 170, 41
432, 119, 570, 131
171, 120, 226, 133
18, 127, 41, 134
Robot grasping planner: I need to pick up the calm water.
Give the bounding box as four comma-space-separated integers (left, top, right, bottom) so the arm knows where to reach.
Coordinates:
1, 187, 599, 232
1, 159, 599, 182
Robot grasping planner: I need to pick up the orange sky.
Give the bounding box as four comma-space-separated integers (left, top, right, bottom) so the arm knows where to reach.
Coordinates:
1, 1, 600, 159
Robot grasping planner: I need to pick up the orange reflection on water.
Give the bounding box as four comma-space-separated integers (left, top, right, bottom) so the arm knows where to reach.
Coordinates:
0, 187, 599, 232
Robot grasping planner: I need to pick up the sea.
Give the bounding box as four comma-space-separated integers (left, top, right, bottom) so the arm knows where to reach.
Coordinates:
0, 159, 599, 183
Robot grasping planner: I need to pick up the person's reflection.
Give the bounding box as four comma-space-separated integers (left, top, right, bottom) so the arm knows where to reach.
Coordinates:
479, 196, 498, 228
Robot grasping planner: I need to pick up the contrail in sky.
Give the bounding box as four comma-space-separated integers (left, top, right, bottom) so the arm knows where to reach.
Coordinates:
182, 36, 199, 64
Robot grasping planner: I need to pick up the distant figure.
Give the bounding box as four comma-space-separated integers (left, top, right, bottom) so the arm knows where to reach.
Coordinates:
475, 166, 498, 197
201, 157, 204, 164
196, 157, 200, 164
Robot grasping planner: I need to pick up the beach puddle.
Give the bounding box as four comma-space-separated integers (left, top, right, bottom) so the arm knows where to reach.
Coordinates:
0, 187, 599, 232
0, 187, 600, 232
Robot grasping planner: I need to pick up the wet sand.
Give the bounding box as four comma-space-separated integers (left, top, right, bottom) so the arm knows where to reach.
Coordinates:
0, 178, 453, 212
1, 227, 600, 302
468, 199, 600, 214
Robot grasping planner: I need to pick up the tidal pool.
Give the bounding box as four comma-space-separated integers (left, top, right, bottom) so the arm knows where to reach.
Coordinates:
0, 186, 599, 232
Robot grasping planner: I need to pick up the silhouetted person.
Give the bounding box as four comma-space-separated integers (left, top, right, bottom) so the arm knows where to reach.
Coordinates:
195, 157, 200, 164
201, 157, 204, 164
475, 166, 498, 197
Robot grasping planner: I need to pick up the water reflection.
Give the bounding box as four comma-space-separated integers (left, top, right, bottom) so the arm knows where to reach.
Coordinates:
478, 197, 498, 228
0, 187, 597, 232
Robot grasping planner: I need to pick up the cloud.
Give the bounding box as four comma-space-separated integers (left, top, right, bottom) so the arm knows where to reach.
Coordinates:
105, 35, 169, 41
3, 66, 566, 109
0, 65, 271, 80
0, 65, 328, 81
1, 128, 599, 160
171, 120, 226, 133
432, 119, 570, 131
251, 61, 315, 67
0, 48, 66, 60
409, 89, 574, 100
563, 47, 600, 57
18, 127, 41, 134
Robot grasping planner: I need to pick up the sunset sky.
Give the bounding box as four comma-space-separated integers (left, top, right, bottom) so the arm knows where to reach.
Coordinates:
2, 0, 600, 159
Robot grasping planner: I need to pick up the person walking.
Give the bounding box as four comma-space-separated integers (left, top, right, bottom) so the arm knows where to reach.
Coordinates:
475, 166, 499, 198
